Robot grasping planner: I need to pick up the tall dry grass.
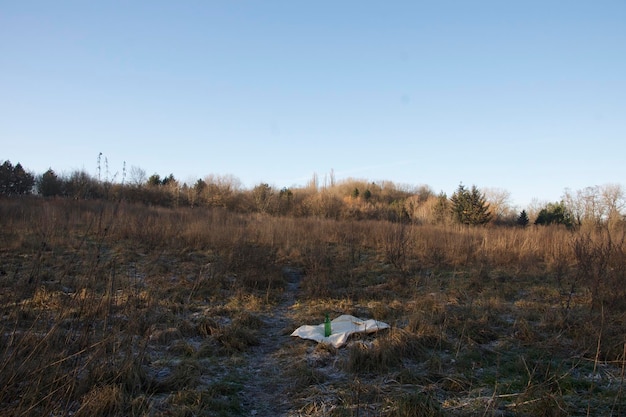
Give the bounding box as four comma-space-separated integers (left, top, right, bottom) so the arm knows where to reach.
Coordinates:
0, 197, 624, 415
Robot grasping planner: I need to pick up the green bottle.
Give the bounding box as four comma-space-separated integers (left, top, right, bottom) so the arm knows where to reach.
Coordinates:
324, 313, 331, 337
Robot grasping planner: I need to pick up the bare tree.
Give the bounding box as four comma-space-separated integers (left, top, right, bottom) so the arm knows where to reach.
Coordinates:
562, 184, 626, 227
252, 183, 275, 213
600, 183, 625, 227
562, 188, 586, 226
202, 174, 242, 209
483, 187, 514, 221
128, 165, 147, 186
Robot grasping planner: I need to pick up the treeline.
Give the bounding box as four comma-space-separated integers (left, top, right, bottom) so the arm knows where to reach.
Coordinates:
2, 159, 625, 228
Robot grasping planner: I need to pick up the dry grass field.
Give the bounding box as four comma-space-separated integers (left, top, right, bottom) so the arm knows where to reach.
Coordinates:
0, 198, 625, 416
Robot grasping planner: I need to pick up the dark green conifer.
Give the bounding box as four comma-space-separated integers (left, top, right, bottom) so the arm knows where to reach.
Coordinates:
450, 183, 492, 225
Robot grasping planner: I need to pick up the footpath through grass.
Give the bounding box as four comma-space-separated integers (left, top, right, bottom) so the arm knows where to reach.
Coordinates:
0, 198, 624, 416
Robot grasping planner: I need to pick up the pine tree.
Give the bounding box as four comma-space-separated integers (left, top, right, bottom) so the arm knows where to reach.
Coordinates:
0, 161, 13, 195
38, 169, 63, 197
12, 163, 35, 195
517, 210, 529, 227
450, 183, 492, 225
147, 174, 161, 187
534, 202, 573, 228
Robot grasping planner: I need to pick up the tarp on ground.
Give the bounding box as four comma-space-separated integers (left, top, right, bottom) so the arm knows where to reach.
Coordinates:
290, 314, 390, 348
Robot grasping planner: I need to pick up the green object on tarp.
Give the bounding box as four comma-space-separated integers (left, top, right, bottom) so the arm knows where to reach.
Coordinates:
291, 315, 391, 348
324, 313, 332, 337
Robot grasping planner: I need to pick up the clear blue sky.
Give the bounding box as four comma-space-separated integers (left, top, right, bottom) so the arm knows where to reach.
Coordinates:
2, 1, 625, 208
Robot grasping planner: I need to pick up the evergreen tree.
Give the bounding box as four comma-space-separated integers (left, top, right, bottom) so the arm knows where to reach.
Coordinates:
0, 161, 13, 195
534, 202, 574, 228
162, 174, 176, 186
0, 161, 34, 195
11, 163, 35, 195
450, 183, 492, 225
517, 210, 529, 227
147, 174, 161, 187
38, 169, 63, 197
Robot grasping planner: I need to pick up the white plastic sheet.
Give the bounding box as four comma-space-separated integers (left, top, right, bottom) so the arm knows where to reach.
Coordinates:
290, 314, 390, 348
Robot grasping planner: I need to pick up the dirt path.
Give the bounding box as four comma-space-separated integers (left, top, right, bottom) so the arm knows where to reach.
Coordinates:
239, 267, 303, 416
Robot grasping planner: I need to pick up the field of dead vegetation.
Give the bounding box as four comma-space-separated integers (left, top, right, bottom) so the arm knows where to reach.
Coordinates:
0, 198, 625, 416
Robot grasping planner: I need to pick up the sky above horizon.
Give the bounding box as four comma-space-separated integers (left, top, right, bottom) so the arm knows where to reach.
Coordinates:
2, 1, 625, 208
